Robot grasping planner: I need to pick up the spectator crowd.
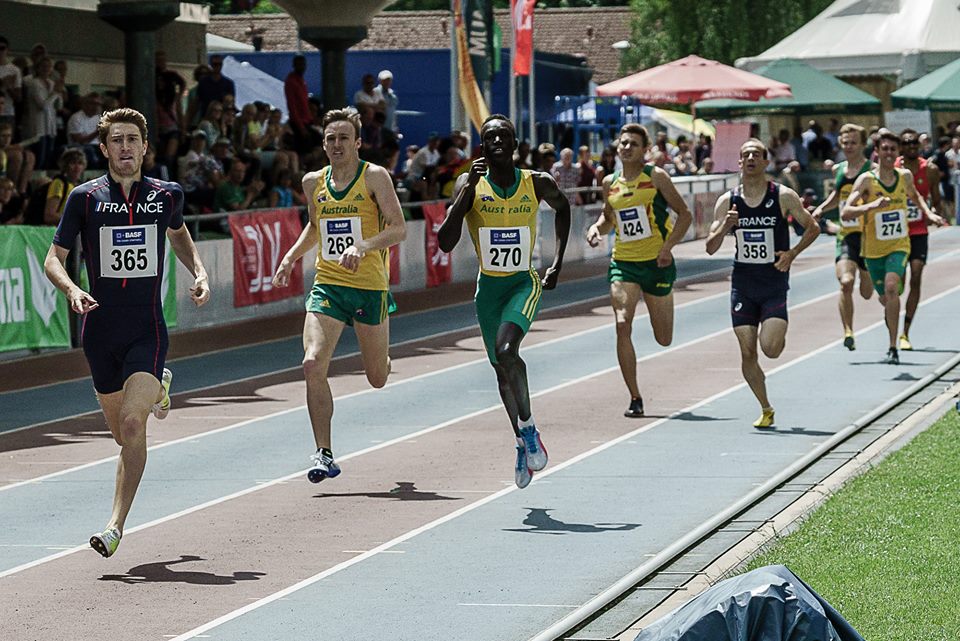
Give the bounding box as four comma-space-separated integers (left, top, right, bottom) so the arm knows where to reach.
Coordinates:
3, 35, 959, 230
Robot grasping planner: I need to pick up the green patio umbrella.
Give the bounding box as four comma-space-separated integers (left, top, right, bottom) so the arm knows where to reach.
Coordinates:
694, 58, 881, 118
891, 56, 960, 111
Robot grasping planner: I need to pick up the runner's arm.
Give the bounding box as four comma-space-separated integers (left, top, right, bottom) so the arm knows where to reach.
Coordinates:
361, 164, 407, 252
438, 161, 483, 253
927, 163, 944, 216
776, 187, 819, 271
273, 174, 320, 288
840, 173, 883, 220
651, 167, 693, 255
43, 244, 98, 314
167, 224, 210, 306
533, 171, 571, 289
705, 192, 735, 255
810, 186, 840, 220
586, 176, 616, 247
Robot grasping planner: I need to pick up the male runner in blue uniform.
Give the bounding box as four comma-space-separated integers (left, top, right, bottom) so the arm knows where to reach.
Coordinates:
44, 108, 210, 557
706, 139, 819, 428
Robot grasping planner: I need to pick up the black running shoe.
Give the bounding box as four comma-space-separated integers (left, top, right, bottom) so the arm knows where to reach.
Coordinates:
883, 348, 899, 365
843, 335, 855, 351
624, 397, 644, 418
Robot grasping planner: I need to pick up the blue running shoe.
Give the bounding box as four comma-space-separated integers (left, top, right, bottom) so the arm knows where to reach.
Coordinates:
519, 425, 548, 472
515, 445, 532, 489
307, 449, 341, 483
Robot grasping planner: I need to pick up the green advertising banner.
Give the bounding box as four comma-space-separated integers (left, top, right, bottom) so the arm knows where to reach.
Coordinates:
0, 226, 71, 352
78, 239, 178, 328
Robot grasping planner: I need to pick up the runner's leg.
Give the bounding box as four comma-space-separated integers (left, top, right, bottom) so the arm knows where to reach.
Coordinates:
836, 258, 856, 335
302, 312, 345, 450
102, 372, 161, 534
610, 281, 643, 399
493, 322, 529, 437
643, 290, 675, 347
734, 325, 771, 410
903, 259, 924, 338
354, 317, 391, 389
882, 271, 902, 349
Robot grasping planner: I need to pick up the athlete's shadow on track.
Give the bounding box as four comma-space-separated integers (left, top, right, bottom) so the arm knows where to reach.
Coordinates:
503, 508, 641, 535
753, 427, 836, 437
314, 481, 460, 502
98, 555, 265, 585
671, 412, 732, 422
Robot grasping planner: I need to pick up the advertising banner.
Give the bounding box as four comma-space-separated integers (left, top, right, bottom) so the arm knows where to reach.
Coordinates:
422, 202, 452, 287
229, 208, 304, 307
0, 226, 70, 352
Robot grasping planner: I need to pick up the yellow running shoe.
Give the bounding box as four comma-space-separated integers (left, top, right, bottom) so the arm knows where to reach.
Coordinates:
898, 334, 913, 351
151, 368, 173, 420
753, 407, 775, 429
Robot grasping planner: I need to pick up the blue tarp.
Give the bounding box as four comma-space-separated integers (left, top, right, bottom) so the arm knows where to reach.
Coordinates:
635, 565, 865, 641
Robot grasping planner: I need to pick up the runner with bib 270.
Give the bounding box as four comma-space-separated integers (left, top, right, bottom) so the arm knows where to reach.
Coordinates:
706, 139, 819, 429
273, 107, 406, 483
438, 114, 570, 489
842, 130, 941, 365
586, 123, 692, 419
811, 123, 874, 351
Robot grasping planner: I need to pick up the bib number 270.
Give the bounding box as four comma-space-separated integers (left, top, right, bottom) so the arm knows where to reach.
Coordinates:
488, 246, 522, 268
111, 248, 149, 272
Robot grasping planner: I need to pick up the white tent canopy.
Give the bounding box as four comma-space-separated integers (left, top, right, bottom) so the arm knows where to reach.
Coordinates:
737, 0, 960, 81
206, 32, 255, 53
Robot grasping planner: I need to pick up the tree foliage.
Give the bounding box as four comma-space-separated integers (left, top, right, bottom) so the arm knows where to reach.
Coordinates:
206, 0, 284, 14
621, 0, 833, 74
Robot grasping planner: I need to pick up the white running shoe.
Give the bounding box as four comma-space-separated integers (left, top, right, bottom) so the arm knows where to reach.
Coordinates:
90, 527, 121, 558
151, 368, 173, 420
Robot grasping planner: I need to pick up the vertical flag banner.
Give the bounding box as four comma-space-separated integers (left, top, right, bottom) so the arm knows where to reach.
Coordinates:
0, 226, 70, 352
512, 0, 534, 76
422, 202, 452, 287
454, 0, 491, 132
229, 208, 304, 307
463, 0, 492, 82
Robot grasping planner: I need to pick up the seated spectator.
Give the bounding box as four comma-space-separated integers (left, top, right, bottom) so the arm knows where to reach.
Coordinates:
0, 36, 22, 129
697, 157, 715, 175
695, 134, 712, 168
437, 145, 468, 198
25, 146, 84, 226
269, 169, 305, 209
514, 140, 532, 169
353, 73, 384, 113
67, 92, 103, 168
260, 107, 299, 182
184, 63, 211, 130
210, 135, 235, 175
141, 147, 169, 181
576, 145, 597, 203
23, 56, 64, 170
536, 142, 556, 172
551, 147, 580, 205
672, 135, 698, 175
595, 145, 617, 184
398, 144, 418, 180
180, 130, 223, 211
358, 105, 382, 164
0, 121, 35, 194
0, 176, 24, 224
769, 128, 796, 174
406, 132, 440, 199
214, 158, 263, 213
198, 100, 223, 149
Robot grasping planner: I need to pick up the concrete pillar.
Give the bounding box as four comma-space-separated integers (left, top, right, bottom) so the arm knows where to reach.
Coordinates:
97, 1, 180, 144
299, 26, 367, 111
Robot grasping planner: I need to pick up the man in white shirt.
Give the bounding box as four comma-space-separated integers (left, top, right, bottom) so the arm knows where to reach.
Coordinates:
0, 36, 22, 125
373, 70, 399, 133
405, 132, 440, 198
353, 73, 385, 113
67, 92, 103, 168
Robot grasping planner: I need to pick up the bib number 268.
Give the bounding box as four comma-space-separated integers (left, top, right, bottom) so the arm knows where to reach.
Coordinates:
327, 235, 354, 256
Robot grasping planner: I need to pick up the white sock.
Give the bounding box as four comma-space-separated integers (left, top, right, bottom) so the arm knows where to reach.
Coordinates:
518, 415, 535, 430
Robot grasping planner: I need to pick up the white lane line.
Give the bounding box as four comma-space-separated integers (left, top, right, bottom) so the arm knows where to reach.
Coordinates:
0, 265, 836, 496
4, 278, 954, 581
458, 603, 580, 609
165, 282, 960, 641
0, 254, 823, 434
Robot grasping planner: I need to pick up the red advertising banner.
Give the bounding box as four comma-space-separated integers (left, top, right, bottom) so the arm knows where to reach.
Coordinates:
511, 0, 534, 76
389, 244, 401, 286
422, 202, 452, 287
230, 208, 304, 307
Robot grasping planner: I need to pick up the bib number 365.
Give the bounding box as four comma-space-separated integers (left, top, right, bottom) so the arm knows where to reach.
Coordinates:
99, 224, 158, 278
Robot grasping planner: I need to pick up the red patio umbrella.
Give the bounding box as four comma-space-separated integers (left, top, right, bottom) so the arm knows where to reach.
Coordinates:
596, 55, 792, 104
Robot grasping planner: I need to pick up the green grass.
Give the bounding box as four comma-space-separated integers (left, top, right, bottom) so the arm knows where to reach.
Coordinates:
745, 408, 960, 640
